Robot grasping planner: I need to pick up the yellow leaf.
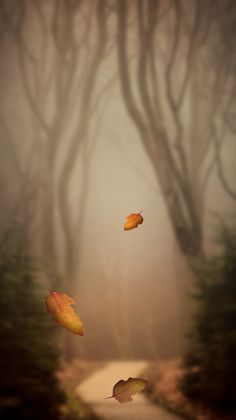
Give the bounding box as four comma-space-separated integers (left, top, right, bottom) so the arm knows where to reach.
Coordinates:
105, 377, 148, 403
46, 290, 84, 336
124, 212, 144, 230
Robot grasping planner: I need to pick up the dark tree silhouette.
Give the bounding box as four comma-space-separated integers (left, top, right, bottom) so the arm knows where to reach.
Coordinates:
115, 0, 236, 257
0, 0, 112, 289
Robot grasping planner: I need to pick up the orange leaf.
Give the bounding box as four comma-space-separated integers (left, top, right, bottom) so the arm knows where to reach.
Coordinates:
46, 290, 84, 336
105, 377, 148, 403
124, 212, 144, 230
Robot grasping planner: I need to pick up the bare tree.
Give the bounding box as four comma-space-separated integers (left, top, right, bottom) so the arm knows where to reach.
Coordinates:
115, 0, 236, 258
0, 0, 113, 290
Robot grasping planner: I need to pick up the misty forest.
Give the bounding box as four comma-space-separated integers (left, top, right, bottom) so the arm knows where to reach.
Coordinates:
0, 1, 236, 419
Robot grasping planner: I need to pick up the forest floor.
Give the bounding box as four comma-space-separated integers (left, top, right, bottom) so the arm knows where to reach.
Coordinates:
58, 359, 106, 419
76, 360, 183, 420
143, 358, 233, 420
58, 358, 234, 420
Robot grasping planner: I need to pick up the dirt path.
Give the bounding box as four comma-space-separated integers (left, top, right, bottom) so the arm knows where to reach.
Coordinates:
76, 361, 183, 420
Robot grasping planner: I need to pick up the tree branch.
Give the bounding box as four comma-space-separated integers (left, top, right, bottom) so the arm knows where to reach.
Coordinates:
58, 0, 108, 277
212, 124, 236, 201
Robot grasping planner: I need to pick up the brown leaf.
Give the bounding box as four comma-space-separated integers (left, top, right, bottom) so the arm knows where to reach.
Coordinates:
105, 377, 148, 403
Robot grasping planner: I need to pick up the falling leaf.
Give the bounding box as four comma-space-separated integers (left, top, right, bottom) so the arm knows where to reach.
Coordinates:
124, 211, 144, 230
46, 290, 84, 336
105, 377, 148, 403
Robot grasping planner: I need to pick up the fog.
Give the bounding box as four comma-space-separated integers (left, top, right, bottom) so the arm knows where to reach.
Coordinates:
0, 0, 235, 363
